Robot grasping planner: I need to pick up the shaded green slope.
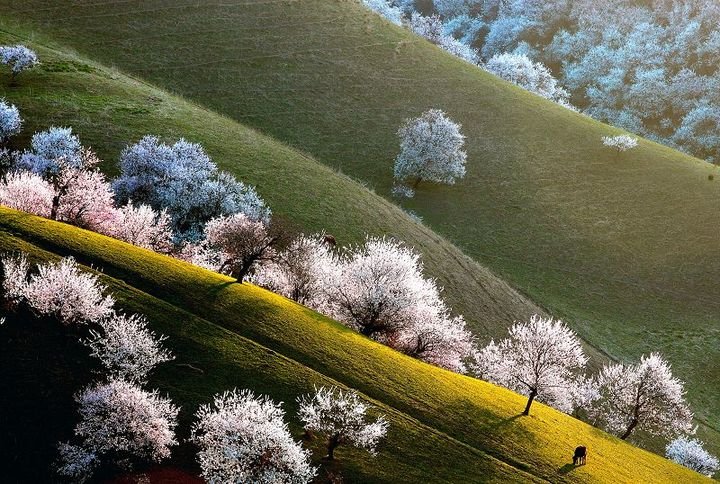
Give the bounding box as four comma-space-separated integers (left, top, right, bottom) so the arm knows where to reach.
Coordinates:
0, 209, 709, 483
0, 30, 548, 346
0, 231, 535, 484
3, 0, 716, 446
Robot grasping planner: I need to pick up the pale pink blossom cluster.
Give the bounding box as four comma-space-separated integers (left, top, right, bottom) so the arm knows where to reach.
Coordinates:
0, 252, 177, 480
1, 254, 114, 325
255, 235, 475, 372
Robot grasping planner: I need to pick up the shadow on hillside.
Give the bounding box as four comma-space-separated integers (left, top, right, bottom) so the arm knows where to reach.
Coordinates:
558, 463, 576, 475
445, 398, 537, 472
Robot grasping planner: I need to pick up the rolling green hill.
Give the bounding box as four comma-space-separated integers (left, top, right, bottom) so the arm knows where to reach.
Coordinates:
0, 208, 709, 483
2, 0, 716, 455
0, 30, 548, 346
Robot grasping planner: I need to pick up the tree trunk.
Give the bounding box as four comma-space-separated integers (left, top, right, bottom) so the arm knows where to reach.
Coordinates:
326, 434, 340, 460
412, 176, 422, 189
620, 419, 638, 440
50, 194, 61, 221
523, 389, 537, 416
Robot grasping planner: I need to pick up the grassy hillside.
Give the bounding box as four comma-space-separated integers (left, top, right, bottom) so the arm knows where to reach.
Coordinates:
2, 0, 716, 451
0, 31, 549, 347
0, 222, 535, 484
0, 208, 710, 483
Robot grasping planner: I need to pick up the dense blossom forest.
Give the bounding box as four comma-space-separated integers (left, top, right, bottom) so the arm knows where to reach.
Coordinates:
368, 0, 720, 162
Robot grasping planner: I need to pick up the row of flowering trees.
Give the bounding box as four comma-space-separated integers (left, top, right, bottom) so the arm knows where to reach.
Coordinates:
0, 253, 388, 482
468, 315, 717, 476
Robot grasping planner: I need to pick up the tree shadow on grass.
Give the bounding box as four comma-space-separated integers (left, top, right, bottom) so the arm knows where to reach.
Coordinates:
558, 463, 577, 475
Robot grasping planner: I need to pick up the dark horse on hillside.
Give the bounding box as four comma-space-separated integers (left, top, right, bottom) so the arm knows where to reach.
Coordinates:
573, 446, 587, 465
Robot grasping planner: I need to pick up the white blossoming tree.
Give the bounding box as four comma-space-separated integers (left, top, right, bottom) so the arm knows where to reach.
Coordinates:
0, 44, 39, 82
1, 254, 114, 325
84, 313, 173, 383
254, 233, 339, 309
478, 315, 588, 415
58, 379, 179, 481
204, 212, 277, 281
394, 109, 467, 191
17, 126, 83, 174
666, 437, 719, 477
588, 353, 693, 441
328, 237, 436, 339
0, 99, 21, 142
602, 135, 639, 154
297, 386, 388, 460
191, 389, 315, 484
326, 236, 473, 370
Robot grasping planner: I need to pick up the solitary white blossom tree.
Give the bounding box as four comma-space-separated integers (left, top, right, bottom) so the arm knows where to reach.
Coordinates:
666, 437, 719, 477
602, 135, 639, 153
588, 353, 693, 440
1, 254, 114, 325
254, 233, 339, 309
58, 379, 179, 481
297, 386, 388, 460
394, 109, 467, 191
0, 44, 39, 81
479, 315, 588, 415
84, 313, 173, 383
0, 99, 21, 142
191, 389, 315, 484
204, 212, 277, 281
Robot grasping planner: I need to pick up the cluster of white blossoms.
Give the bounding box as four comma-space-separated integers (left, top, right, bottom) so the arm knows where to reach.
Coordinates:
602, 135, 639, 153
191, 389, 316, 484
0, 44, 38, 77
297, 386, 389, 459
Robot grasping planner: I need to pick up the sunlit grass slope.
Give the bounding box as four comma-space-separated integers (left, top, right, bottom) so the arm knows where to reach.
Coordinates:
0, 32, 550, 349
2, 0, 716, 450
0, 222, 537, 484
0, 208, 710, 483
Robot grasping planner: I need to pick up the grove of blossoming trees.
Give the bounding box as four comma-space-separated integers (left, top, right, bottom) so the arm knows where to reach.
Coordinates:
0, 254, 178, 481
0, 87, 711, 476
369, 0, 720, 162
